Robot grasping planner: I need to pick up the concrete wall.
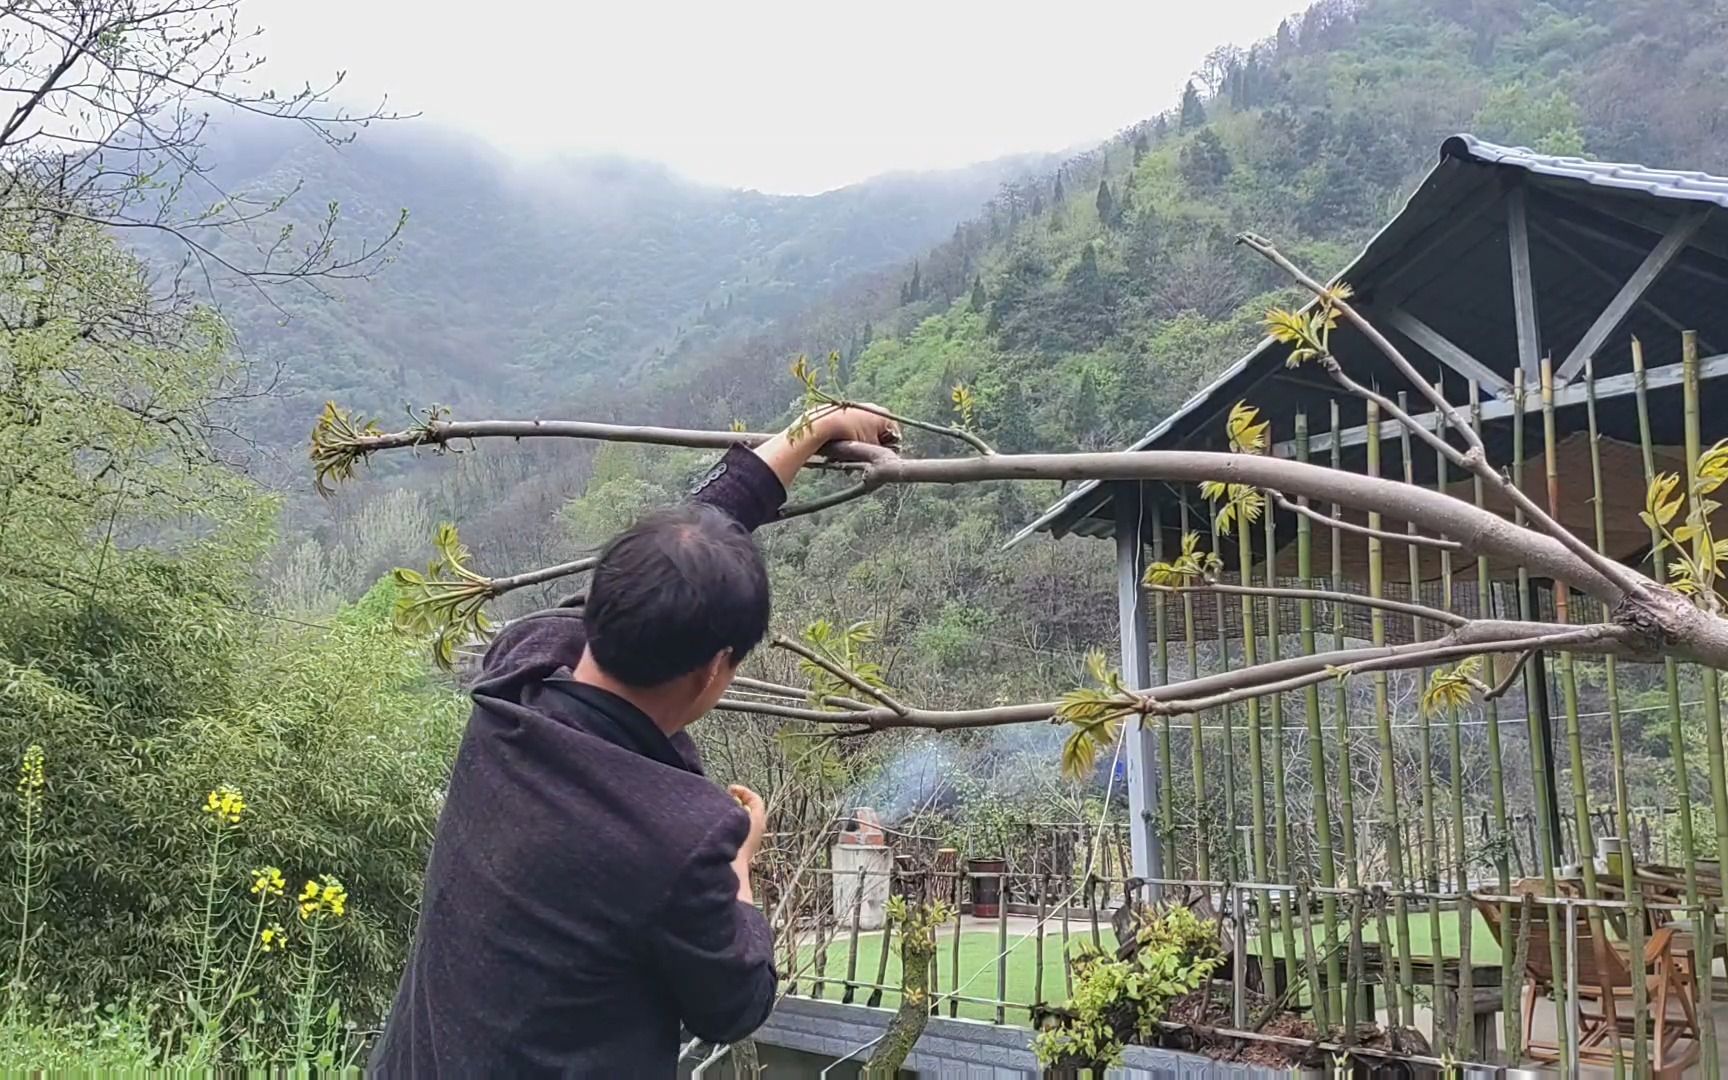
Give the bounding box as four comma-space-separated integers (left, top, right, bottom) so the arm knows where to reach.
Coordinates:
754, 997, 1300, 1080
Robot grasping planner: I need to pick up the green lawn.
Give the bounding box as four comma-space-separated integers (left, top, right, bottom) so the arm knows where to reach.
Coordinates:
794, 925, 1118, 1023
792, 907, 1501, 1024
1270, 907, 1500, 960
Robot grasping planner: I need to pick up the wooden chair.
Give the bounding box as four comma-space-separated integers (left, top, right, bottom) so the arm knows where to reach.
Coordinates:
1477, 896, 1701, 1078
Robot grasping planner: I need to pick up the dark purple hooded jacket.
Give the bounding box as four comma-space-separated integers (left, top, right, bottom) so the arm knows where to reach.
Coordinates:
371, 446, 785, 1078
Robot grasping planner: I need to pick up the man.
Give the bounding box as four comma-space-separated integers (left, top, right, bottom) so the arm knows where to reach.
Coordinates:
372, 404, 900, 1077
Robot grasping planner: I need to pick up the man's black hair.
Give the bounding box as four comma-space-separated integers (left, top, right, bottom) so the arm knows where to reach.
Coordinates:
583, 503, 771, 687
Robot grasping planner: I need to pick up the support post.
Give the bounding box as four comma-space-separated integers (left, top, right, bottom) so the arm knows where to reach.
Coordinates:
1507, 182, 1543, 384
1115, 483, 1163, 894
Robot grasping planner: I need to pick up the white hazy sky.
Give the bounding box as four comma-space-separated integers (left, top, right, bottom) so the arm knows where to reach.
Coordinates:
248, 0, 1299, 194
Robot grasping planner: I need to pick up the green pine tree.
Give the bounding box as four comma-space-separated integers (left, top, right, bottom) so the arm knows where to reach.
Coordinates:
1095, 180, 1117, 227
1180, 80, 1207, 130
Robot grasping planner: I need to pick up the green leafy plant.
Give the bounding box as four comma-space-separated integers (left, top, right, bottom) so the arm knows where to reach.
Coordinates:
1055, 653, 1145, 780
390, 524, 498, 669
1264, 282, 1353, 367
1032, 905, 1224, 1069
797, 619, 889, 706
1643, 438, 1728, 607
1420, 656, 1485, 718
1143, 532, 1223, 588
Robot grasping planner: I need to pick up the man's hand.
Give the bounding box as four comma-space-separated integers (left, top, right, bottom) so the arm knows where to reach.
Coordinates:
752, 404, 900, 489
806, 403, 901, 450
728, 784, 766, 904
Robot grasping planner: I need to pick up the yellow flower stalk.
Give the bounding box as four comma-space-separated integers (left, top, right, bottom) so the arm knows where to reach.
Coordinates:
201, 785, 245, 825
17, 744, 44, 795
250, 866, 286, 898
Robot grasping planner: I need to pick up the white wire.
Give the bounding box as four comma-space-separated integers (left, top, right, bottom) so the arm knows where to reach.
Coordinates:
819, 1032, 886, 1078
942, 723, 1130, 1002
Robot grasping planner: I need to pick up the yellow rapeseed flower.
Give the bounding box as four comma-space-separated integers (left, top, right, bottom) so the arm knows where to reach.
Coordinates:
319, 874, 349, 919
259, 923, 285, 953
201, 785, 245, 825
296, 874, 350, 921
250, 866, 286, 898
17, 744, 44, 795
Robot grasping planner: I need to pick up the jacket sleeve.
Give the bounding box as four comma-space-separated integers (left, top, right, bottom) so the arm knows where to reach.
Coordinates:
688, 444, 788, 532
648, 812, 779, 1044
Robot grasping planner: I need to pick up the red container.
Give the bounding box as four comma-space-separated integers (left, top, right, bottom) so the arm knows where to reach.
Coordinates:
967, 857, 1007, 917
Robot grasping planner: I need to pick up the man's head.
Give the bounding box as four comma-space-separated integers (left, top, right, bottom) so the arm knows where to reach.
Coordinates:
583, 504, 770, 723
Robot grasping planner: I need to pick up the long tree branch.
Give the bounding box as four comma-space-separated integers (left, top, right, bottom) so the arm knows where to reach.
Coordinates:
1269, 491, 1462, 552
379, 440, 1628, 602
716, 620, 1641, 733
1149, 582, 1469, 630
316, 414, 894, 468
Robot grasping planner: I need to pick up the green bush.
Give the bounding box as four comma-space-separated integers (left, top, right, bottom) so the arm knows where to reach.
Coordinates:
1, 568, 464, 1053
1031, 905, 1223, 1069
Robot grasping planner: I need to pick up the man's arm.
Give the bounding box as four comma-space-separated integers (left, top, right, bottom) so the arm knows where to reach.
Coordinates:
750, 405, 900, 491
649, 812, 778, 1044
686, 405, 900, 532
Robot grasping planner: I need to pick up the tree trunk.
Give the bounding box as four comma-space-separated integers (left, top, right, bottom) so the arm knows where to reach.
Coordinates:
862, 919, 938, 1078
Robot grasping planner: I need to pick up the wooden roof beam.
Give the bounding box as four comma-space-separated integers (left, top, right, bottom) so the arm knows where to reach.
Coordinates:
1528, 218, 1716, 354
1382, 306, 1514, 396
1507, 182, 1544, 384
1556, 208, 1710, 383
1270, 353, 1728, 456
1544, 194, 1728, 288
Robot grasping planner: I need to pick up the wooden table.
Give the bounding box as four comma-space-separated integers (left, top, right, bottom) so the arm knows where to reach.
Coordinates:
1270, 945, 1504, 1056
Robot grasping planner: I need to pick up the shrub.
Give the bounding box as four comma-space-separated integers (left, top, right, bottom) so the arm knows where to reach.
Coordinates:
1031, 905, 1223, 1070
0, 569, 464, 1046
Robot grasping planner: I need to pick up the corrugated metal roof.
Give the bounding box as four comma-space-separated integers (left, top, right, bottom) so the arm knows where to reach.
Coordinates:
1444, 133, 1728, 207
1012, 133, 1728, 548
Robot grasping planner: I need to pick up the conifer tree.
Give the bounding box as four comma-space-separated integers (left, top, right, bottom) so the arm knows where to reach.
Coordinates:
1180, 80, 1207, 130
1095, 179, 1117, 227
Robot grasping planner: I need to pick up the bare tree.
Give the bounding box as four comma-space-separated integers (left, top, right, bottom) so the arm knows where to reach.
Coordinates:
0, 0, 407, 309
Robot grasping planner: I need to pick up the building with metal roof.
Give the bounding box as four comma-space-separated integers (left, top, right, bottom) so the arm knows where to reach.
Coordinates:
1009, 134, 1728, 892
1012, 133, 1728, 559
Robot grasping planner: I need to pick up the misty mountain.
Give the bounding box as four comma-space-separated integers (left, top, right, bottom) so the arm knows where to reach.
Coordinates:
198, 123, 1052, 467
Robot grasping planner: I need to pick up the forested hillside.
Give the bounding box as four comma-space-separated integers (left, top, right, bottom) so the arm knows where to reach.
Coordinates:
287, 0, 1728, 712
191, 123, 1050, 465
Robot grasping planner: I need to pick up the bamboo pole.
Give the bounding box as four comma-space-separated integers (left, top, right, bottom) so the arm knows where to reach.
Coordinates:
1033, 874, 1047, 1008
1179, 499, 1211, 882
1296, 413, 1343, 1020
1432, 391, 1472, 1057
949, 890, 962, 1018
1400, 393, 1446, 1051
1213, 517, 1241, 882
1365, 401, 1416, 1024
1234, 502, 1278, 988
995, 870, 1009, 1024
1631, 340, 1702, 907
1681, 331, 1728, 889
1586, 357, 1646, 1079
1264, 502, 1300, 1000
1329, 400, 1361, 891
1512, 366, 1570, 1067
1153, 505, 1178, 877
1682, 333, 1726, 1080
1544, 357, 1618, 1078
843, 863, 865, 1004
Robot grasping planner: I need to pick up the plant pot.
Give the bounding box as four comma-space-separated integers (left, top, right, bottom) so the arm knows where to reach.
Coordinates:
967, 856, 1006, 917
